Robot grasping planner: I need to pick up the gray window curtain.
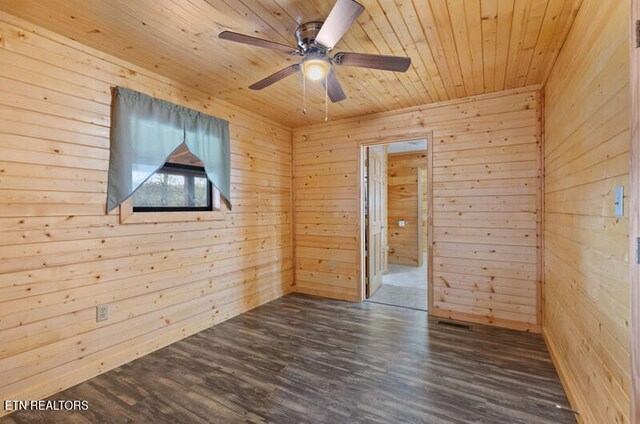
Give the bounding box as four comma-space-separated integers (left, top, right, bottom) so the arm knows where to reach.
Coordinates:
106, 86, 231, 212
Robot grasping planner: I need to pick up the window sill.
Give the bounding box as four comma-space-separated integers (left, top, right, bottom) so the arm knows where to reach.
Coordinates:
119, 199, 225, 224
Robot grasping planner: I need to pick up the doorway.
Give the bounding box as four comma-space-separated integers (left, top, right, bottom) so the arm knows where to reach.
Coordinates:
363, 139, 430, 311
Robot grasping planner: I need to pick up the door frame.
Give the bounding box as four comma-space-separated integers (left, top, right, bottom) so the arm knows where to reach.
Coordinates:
417, 166, 425, 267
358, 134, 434, 313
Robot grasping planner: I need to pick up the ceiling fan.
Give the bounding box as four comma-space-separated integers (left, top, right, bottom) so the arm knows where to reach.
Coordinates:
218, 0, 411, 106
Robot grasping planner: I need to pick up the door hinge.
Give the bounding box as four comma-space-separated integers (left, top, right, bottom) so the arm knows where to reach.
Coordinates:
637, 238, 640, 264
636, 20, 640, 48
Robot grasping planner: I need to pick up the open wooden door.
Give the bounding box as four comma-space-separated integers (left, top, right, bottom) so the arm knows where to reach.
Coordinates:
366, 145, 386, 297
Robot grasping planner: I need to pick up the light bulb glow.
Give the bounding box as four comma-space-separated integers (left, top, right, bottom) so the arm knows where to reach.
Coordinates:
303, 59, 329, 81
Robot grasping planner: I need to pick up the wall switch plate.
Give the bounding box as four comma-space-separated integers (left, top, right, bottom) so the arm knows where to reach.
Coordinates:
614, 185, 624, 217
329, 258, 335, 271
96, 304, 109, 322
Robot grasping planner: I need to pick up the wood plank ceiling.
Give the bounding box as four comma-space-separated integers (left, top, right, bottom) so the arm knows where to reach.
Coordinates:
0, 0, 582, 127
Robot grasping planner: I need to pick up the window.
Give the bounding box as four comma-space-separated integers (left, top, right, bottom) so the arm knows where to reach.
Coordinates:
132, 163, 212, 212
117, 144, 224, 224
106, 86, 231, 215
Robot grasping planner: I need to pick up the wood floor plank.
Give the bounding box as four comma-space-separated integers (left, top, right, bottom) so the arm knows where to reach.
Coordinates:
1, 294, 576, 424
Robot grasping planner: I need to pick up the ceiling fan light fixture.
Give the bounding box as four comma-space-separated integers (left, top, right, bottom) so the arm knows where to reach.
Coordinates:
302, 57, 330, 81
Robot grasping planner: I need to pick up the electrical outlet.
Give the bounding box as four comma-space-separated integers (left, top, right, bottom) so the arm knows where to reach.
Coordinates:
329, 258, 335, 271
96, 304, 109, 322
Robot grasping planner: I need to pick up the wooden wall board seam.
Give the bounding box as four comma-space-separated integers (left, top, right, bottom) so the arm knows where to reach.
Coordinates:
537, 88, 545, 327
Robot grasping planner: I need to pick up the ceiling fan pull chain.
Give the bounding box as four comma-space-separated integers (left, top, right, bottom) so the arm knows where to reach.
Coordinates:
302, 72, 307, 115
324, 74, 329, 123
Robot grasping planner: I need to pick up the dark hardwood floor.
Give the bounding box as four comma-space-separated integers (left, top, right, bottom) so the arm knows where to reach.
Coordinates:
2, 294, 576, 423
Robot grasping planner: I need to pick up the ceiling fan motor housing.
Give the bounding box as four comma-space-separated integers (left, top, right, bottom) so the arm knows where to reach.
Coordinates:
295, 22, 326, 52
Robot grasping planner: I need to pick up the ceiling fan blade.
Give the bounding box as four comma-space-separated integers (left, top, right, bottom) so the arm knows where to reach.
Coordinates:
219, 31, 298, 54
316, 0, 364, 50
334, 52, 411, 72
323, 68, 347, 103
249, 64, 300, 90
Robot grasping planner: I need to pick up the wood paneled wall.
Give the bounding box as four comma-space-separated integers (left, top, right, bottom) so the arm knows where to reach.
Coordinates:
542, 0, 631, 423
0, 11, 293, 416
387, 151, 426, 266
293, 87, 543, 332
631, 1, 640, 422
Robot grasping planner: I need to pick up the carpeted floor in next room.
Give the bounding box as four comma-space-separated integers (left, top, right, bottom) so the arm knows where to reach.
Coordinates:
368, 254, 428, 310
